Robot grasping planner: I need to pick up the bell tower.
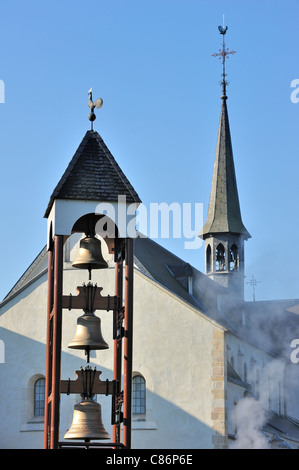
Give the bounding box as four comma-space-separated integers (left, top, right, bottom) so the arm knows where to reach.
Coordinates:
43, 91, 141, 449
200, 25, 251, 299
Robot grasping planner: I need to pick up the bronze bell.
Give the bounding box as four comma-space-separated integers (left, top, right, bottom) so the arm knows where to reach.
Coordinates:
72, 236, 108, 272
68, 312, 109, 351
64, 398, 110, 440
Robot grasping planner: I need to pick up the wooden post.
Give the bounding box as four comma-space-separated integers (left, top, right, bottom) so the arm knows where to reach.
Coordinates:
112, 246, 123, 444
123, 238, 134, 448
44, 246, 53, 449
44, 235, 64, 449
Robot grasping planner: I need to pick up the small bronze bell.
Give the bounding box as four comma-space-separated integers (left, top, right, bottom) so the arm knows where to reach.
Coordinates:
68, 313, 109, 351
72, 236, 108, 274
64, 398, 110, 440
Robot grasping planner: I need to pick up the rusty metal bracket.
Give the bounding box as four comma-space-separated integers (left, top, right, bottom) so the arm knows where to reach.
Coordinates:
61, 367, 119, 397
114, 237, 126, 263
62, 284, 120, 312
113, 306, 125, 340
112, 391, 124, 425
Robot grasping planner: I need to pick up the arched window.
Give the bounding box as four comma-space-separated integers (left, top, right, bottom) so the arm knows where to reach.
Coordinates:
34, 378, 45, 417
206, 244, 211, 272
229, 244, 239, 271
132, 375, 146, 415
216, 243, 225, 271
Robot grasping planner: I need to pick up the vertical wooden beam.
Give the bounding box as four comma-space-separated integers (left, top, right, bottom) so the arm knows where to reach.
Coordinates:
44, 235, 64, 449
51, 235, 64, 449
112, 244, 123, 444
123, 238, 134, 448
44, 247, 53, 449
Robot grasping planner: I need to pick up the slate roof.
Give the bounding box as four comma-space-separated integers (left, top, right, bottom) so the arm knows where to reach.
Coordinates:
44, 130, 141, 218
244, 299, 299, 357
2, 245, 48, 301
3, 233, 299, 353
133, 235, 225, 319
264, 413, 299, 445
200, 98, 250, 239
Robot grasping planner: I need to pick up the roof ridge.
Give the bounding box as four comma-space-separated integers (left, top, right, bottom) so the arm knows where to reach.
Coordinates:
91, 131, 140, 203
2, 245, 47, 302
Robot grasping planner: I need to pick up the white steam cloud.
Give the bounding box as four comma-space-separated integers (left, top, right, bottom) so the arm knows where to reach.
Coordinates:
230, 396, 270, 449
229, 360, 286, 449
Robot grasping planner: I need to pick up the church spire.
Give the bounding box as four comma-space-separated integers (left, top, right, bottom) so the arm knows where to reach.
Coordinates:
201, 96, 250, 238
202, 22, 250, 239
200, 23, 250, 298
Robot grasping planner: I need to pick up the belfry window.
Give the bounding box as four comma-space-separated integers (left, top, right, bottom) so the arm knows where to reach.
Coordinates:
206, 244, 211, 272
229, 244, 239, 271
216, 243, 225, 271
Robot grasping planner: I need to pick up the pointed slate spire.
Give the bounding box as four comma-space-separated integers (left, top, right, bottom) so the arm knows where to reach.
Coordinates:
201, 21, 250, 240
44, 130, 141, 218
199, 24, 250, 299
201, 97, 250, 239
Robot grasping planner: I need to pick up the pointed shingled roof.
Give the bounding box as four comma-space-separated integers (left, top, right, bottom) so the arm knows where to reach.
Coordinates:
200, 97, 250, 239
44, 130, 141, 218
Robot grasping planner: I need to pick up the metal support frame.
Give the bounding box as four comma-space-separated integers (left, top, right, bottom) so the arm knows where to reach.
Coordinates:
44, 235, 134, 450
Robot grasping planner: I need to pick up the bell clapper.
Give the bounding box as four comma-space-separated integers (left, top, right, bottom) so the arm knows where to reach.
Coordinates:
85, 347, 90, 364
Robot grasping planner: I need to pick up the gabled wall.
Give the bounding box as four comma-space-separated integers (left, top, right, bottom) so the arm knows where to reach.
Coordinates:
0, 242, 226, 449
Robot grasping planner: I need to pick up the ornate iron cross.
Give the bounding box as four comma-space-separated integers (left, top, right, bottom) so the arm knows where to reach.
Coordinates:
212, 20, 236, 98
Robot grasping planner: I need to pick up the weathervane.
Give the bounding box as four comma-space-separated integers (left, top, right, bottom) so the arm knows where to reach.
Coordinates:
88, 88, 103, 130
212, 16, 236, 99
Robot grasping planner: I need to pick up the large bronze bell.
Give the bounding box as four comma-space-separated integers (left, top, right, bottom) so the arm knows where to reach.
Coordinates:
72, 236, 108, 273
64, 399, 110, 440
68, 312, 109, 351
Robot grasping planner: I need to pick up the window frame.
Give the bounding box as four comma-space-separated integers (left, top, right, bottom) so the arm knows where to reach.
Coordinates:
34, 377, 45, 419
132, 374, 146, 416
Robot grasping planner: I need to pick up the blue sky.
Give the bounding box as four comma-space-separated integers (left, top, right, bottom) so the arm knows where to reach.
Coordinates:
0, 0, 298, 302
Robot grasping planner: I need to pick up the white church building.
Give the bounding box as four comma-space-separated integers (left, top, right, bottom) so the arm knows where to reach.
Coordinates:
1, 59, 299, 449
